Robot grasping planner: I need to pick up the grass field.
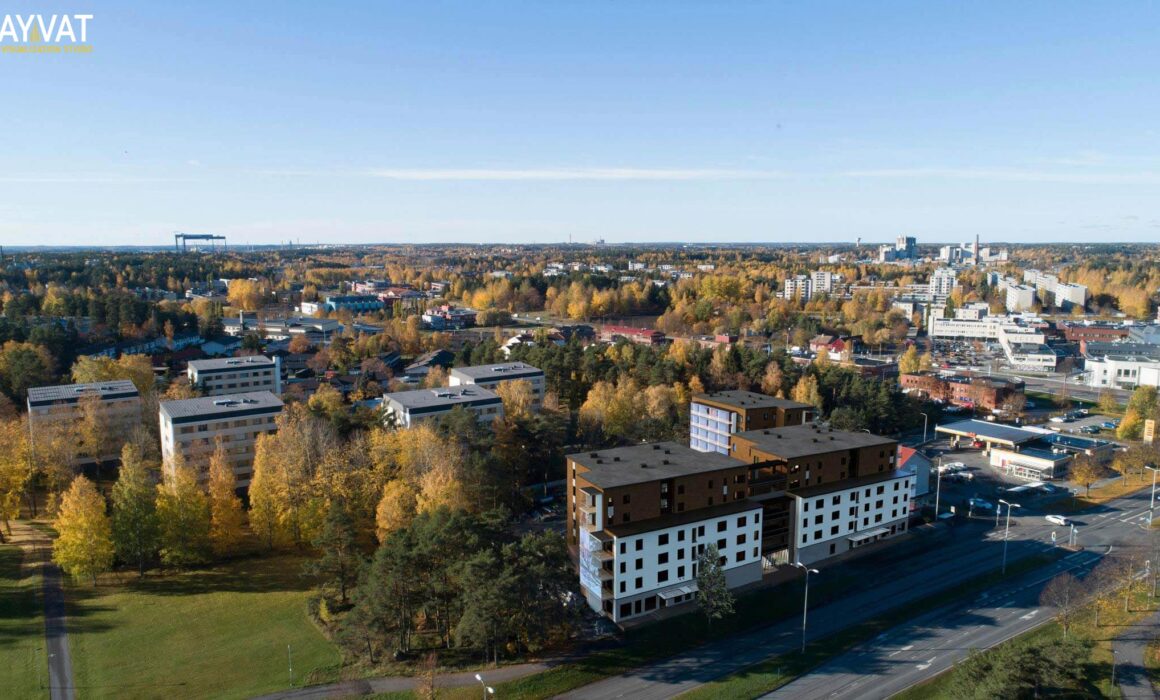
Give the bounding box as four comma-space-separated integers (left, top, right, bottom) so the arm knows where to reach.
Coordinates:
0, 543, 45, 699
67, 554, 342, 700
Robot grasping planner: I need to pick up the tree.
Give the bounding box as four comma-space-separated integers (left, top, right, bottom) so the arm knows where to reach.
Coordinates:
71, 354, 156, 399
77, 393, 114, 467
898, 345, 921, 374
1069, 454, 1103, 497
695, 543, 734, 626
249, 433, 284, 549
760, 362, 784, 397
156, 454, 212, 568
791, 374, 822, 410
0, 341, 55, 402
53, 476, 114, 585
226, 278, 266, 311
305, 500, 362, 605
207, 441, 245, 558
375, 480, 418, 541
1039, 572, 1084, 639
1098, 390, 1121, 417
0, 417, 32, 541
110, 443, 160, 577
495, 379, 535, 419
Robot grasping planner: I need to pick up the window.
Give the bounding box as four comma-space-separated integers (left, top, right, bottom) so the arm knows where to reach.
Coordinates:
658, 552, 669, 565
735, 551, 745, 563
717, 521, 727, 533
698, 526, 705, 537
659, 533, 669, 546
619, 542, 626, 554
876, 485, 885, 495
830, 525, 839, 535
635, 577, 643, 589
736, 533, 746, 545
736, 516, 747, 527
619, 562, 626, 574
814, 530, 822, 541
814, 515, 823, 525
802, 534, 808, 544
815, 498, 823, 509
875, 514, 883, 523
708, 479, 714, 488
635, 558, 643, 570
677, 548, 685, 560
623, 494, 631, 504
619, 581, 626, 593
658, 570, 669, 583
802, 518, 808, 528
677, 565, 686, 578
636, 540, 644, 551
677, 484, 685, 495
678, 529, 686, 542
717, 538, 727, 550
832, 495, 840, 506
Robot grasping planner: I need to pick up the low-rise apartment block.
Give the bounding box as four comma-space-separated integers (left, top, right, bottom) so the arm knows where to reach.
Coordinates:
159, 391, 283, 487
27, 380, 143, 464
690, 391, 813, 454
448, 362, 545, 407
382, 386, 503, 427
187, 355, 282, 396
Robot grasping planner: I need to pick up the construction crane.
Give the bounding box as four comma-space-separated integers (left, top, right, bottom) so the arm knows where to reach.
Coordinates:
174, 232, 227, 253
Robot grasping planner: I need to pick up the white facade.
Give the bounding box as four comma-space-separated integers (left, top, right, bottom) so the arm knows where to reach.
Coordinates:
784, 275, 812, 301
811, 270, 836, 294
158, 391, 283, 487
188, 356, 282, 396
1055, 283, 1088, 310
928, 268, 958, 299
1006, 285, 1036, 312
689, 401, 737, 455
448, 362, 545, 407
791, 473, 911, 565
1085, 354, 1160, 389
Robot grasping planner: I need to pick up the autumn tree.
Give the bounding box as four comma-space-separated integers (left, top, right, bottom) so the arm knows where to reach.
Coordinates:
376, 480, 418, 541
207, 440, 245, 557
110, 443, 160, 577
495, 379, 535, 419
248, 433, 284, 550
71, 354, 156, 399
53, 476, 114, 585
1039, 572, 1084, 639
1070, 454, 1103, 497
898, 345, 921, 374
791, 374, 822, 410
156, 454, 212, 568
0, 417, 32, 541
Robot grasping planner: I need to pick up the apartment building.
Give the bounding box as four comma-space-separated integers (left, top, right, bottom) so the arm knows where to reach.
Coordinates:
382, 386, 503, 427
1055, 283, 1088, 311
1005, 285, 1036, 313
783, 274, 811, 301
729, 425, 904, 565
568, 442, 763, 622
448, 362, 545, 407
158, 391, 283, 487
27, 380, 143, 465
811, 271, 836, 295
690, 391, 812, 454
187, 355, 282, 396
928, 268, 958, 299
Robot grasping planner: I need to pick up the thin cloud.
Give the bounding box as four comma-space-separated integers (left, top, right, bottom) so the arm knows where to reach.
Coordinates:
0, 174, 179, 184
841, 167, 1160, 185
264, 167, 791, 181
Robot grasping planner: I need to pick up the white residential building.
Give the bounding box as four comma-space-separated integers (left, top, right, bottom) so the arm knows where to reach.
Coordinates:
159, 391, 284, 487
187, 356, 282, 397
928, 268, 958, 299
1006, 284, 1037, 312
811, 271, 837, 294
448, 362, 544, 407
27, 380, 144, 465
790, 471, 912, 566
382, 386, 504, 427
783, 275, 812, 301
1055, 283, 1088, 311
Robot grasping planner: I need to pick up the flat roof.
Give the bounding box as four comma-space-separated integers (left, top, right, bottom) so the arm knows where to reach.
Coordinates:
27, 380, 140, 407
605, 499, 760, 538
384, 386, 501, 413
790, 469, 909, 499
188, 356, 277, 373
449, 362, 543, 382
567, 441, 746, 489
693, 390, 812, 412
732, 424, 895, 460
935, 419, 1042, 446
160, 391, 283, 423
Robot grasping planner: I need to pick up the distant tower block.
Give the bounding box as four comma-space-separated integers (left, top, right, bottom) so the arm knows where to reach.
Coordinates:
174, 232, 227, 253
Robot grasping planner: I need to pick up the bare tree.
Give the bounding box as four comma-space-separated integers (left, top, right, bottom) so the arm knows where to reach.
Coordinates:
1040, 572, 1084, 639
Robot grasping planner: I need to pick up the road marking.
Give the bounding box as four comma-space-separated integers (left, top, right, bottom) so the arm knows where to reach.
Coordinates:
1019, 609, 1039, 621
916, 657, 937, 670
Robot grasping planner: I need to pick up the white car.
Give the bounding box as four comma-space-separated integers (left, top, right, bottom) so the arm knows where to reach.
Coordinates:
1049, 416, 1068, 423
1045, 514, 1070, 526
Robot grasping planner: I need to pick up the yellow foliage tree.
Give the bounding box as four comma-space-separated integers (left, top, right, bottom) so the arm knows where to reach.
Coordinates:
207, 441, 245, 557
375, 479, 418, 541
53, 476, 114, 585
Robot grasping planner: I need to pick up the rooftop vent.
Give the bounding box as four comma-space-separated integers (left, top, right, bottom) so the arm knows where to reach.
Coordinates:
589, 452, 598, 458
652, 444, 661, 450
640, 462, 649, 468
662, 459, 670, 465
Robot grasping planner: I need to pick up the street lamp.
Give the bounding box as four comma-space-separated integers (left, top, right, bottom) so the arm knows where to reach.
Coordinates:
474, 673, 495, 699
934, 458, 944, 521
1112, 649, 1120, 687
1145, 464, 1159, 528
792, 561, 820, 653
998, 499, 1021, 574
920, 412, 929, 444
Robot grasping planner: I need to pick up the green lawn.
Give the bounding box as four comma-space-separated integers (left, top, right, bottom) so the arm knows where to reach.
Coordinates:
67, 555, 342, 700
0, 544, 44, 699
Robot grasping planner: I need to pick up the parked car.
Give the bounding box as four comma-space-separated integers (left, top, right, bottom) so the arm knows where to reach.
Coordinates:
1045, 514, 1070, 526
969, 497, 995, 511
1102, 421, 1117, 429
1049, 415, 1068, 423
1082, 425, 1101, 434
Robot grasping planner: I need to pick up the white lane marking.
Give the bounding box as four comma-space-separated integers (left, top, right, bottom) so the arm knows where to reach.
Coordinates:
916, 657, 937, 670
1019, 609, 1039, 621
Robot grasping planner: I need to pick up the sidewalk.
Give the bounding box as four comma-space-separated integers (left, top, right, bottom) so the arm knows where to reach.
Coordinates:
1114, 608, 1160, 699
10, 520, 75, 700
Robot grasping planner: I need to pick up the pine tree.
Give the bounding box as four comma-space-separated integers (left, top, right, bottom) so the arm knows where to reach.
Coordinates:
207, 440, 245, 558
695, 543, 734, 627
156, 453, 211, 568
110, 443, 160, 577
53, 476, 114, 585
305, 499, 362, 605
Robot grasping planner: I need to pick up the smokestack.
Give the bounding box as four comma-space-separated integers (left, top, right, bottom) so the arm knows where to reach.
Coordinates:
974, 234, 980, 266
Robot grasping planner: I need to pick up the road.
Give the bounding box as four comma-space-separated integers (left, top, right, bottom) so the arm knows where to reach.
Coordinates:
557, 487, 1157, 700
986, 370, 1129, 404
11, 521, 75, 700
1112, 608, 1160, 699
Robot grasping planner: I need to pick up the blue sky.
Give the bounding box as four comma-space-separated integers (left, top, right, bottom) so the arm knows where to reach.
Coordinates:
3, 1, 1160, 246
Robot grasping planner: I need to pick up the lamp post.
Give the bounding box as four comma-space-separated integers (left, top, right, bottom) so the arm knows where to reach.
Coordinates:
1112, 649, 1120, 687
1145, 464, 1159, 528
934, 458, 943, 521
998, 499, 1021, 574
474, 673, 495, 700
792, 562, 820, 654
920, 412, 929, 444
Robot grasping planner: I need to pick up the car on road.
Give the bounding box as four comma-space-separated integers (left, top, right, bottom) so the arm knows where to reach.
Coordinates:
1045, 514, 1070, 526
1049, 415, 1068, 423
969, 497, 995, 511
1081, 425, 1101, 434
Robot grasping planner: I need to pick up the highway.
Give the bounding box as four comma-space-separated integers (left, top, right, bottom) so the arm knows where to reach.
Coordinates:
557, 487, 1156, 700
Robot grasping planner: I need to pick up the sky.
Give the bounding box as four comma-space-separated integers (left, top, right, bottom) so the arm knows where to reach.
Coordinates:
3, 1, 1160, 246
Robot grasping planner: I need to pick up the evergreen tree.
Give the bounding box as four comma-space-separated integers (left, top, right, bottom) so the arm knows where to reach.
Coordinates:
110, 443, 160, 577
53, 476, 114, 585
305, 499, 362, 605
695, 543, 734, 627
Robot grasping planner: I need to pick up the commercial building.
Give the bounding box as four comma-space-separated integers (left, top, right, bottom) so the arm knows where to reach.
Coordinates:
222, 315, 343, 342
568, 442, 764, 623
27, 380, 144, 465
936, 419, 1114, 481
1060, 322, 1131, 344
1083, 343, 1160, 389
448, 362, 545, 407
899, 373, 1024, 411
299, 295, 386, 315
690, 391, 813, 454
187, 355, 282, 396
382, 386, 503, 427
158, 391, 283, 487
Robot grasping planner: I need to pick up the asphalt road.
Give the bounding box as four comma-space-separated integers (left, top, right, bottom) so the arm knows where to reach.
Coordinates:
43, 552, 75, 700
557, 487, 1157, 700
